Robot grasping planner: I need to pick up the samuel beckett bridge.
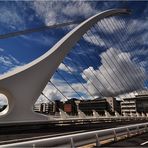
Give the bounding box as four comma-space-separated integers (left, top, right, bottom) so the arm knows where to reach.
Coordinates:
0, 8, 148, 147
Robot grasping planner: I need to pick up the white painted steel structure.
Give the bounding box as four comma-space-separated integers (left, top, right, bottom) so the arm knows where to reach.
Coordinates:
0, 9, 130, 123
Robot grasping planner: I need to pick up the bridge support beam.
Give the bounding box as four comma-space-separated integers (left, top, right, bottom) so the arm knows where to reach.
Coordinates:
0, 9, 129, 123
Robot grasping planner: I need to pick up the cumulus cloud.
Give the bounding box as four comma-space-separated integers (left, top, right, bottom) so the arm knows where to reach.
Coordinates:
82, 47, 146, 97
123, 18, 148, 49
97, 17, 126, 34
31, 1, 97, 25
36, 77, 88, 103
58, 63, 77, 73
83, 32, 105, 47
37, 47, 146, 103
62, 2, 97, 18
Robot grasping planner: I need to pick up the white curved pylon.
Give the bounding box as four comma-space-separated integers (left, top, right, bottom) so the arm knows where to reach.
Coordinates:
0, 9, 130, 123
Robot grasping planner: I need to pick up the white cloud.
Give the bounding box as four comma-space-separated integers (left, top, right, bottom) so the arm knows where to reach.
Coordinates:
128, 19, 148, 34
0, 7, 24, 31
8, 55, 20, 65
125, 18, 148, 47
0, 56, 13, 67
132, 48, 148, 57
31, 1, 97, 26
0, 55, 20, 67
83, 32, 105, 47
36, 77, 89, 104
20, 34, 54, 46
0, 48, 4, 52
141, 32, 148, 45
0, 65, 25, 78
97, 17, 126, 34
36, 46, 147, 103
0, 94, 8, 106
0, 52, 23, 75
58, 63, 77, 73
82, 47, 146, 97
62, 2, 97, 18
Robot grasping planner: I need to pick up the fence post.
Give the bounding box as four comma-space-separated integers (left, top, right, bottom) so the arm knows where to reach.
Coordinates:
96, 134, 101, 147
113, 130, 118, 141
136, 126, 140, 135
70, 137, 75, 148
126, 127, 130, 137
144, 124, 148, 132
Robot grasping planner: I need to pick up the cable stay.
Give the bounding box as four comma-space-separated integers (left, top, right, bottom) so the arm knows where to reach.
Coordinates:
119, 17, 147, 86
108, 17, 143, 85
106, 16, 147, 90
83, 30, 133, 98
96, 21, 142, 96
62, 61, 96, 99
95, 23, 137, 94
49, 80, 69, 101
0, 20, 83, 39
55, 69, 85, 100
0, 11, 145, 101
83, 32, 128, 95
41, 92, 55, 104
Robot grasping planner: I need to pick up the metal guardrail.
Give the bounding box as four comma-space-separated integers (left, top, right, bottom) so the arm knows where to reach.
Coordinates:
1, 122, 148, 147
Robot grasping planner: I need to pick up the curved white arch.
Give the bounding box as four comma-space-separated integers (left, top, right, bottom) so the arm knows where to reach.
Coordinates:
0, 9, 130, 123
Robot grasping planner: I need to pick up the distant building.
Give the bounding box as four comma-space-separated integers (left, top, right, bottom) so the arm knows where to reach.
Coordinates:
33, 97, 122, 116
52, 98, 79, 115
78, 97, 121, 115
79, 99, 108, 115
34, 103, 53, 114
106, 97, 121, 114
121, 97, 136, 116
34, 103, 42, 113
54, 100, 64, 112
121, 91, 148, 116
136, 90, 148, 96
136, 94, 148, 113
63, 98, 78, 115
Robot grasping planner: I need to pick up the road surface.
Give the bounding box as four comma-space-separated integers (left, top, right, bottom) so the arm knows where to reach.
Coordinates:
106, 132, 148, 147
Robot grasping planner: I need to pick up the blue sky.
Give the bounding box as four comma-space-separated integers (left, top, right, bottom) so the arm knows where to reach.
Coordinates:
0, 1, 148, 103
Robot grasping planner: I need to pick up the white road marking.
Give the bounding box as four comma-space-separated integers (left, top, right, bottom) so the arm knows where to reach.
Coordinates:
141, 141, 148, 146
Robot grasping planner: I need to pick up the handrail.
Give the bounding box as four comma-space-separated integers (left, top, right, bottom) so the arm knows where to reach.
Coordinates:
1, 122, 148, 147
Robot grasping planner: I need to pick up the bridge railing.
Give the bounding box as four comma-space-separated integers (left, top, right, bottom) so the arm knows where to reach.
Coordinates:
2, 122, 148, 147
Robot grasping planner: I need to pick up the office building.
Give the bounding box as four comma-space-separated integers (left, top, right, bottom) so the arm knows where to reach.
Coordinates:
136, 94, 148, 113
34, 103, 53, 114
121, 97, 136, 116
106, 97, 121, 114
121, 90, 148, 116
